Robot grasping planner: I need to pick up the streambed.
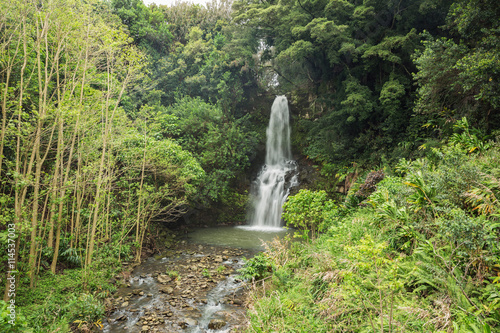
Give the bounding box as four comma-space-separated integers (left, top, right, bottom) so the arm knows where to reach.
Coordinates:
104, 226, 291, 332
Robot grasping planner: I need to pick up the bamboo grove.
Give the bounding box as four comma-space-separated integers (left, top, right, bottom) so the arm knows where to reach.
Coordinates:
0, 0, 204, 296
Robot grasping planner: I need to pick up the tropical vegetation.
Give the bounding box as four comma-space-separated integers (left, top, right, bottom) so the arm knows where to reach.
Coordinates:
0, 0, 498, 331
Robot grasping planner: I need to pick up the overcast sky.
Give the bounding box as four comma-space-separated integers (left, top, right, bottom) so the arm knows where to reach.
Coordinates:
143, 0, 212, 6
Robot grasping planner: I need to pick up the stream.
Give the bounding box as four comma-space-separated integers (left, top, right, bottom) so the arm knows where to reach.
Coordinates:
104, 226, 292, 332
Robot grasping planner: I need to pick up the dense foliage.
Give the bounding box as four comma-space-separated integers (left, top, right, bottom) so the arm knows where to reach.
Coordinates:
244, 138, 500, 331
233, 0, 499, 166
0, 0, 257, 330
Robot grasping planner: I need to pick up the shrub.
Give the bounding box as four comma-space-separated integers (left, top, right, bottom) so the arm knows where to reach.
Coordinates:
238, 253, 273, 281
282, 190, 336, 241
0, 301, 31, 332
65, 294, 105, 330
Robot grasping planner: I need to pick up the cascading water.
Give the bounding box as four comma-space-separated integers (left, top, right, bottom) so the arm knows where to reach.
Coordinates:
249, 96, 298, 228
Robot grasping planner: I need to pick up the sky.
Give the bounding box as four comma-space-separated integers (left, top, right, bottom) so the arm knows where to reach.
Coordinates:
143, 0, 212, 6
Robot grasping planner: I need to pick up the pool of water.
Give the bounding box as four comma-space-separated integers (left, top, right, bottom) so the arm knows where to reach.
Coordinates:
185, 225, 294, 250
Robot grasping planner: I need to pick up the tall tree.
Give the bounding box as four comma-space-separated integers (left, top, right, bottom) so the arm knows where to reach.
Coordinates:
232, 0, 452, 164
413, 0, 500, 133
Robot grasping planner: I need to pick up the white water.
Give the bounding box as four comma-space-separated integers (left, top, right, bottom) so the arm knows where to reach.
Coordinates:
249, 96, 298, 228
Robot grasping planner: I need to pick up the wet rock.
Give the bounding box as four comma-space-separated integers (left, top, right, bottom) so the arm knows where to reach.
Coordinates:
116, 314, 127, 321
208, 319, 226, 330
185, 318, 198, 326
104, 298, 113, 308
141, 325, 149, 331
157, 274, 171, 284
121, 301, 129, 308
160, 286, 174, 294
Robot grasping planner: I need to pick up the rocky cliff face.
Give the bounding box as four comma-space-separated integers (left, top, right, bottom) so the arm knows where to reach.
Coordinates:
288, 154, 321, 196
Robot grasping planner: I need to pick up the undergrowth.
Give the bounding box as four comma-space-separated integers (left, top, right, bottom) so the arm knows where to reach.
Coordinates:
242, 142, 500, 332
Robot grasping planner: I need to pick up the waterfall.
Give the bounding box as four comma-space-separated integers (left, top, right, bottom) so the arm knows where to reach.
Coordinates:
249, 96, 298, 228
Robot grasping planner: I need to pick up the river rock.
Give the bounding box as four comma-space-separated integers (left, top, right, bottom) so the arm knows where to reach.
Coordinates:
208, 319, 226, 330
160, 286, 174, 294
157, 274, 171, 284
116, 314, 127, 321
141, 325, 149, 331
185, 318, 198, 326
121, 301, 129, 308
104, 298, 113, 308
